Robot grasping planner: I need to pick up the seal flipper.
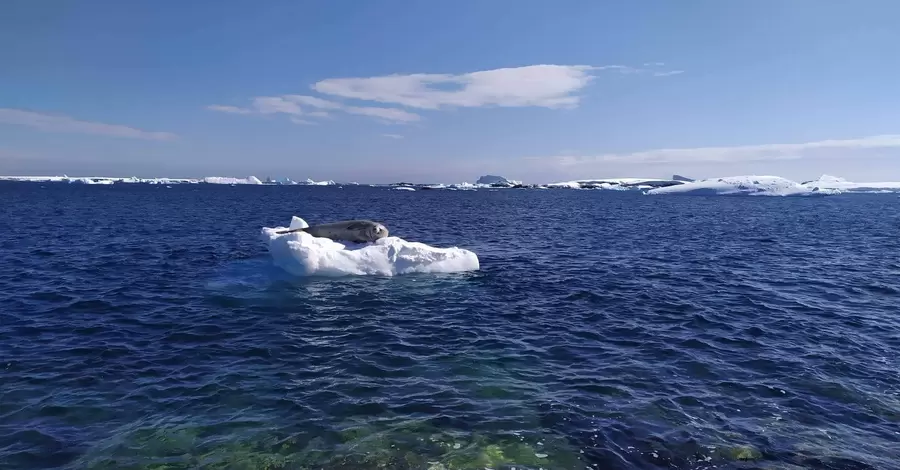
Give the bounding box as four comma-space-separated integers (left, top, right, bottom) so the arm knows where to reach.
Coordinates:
274, 227, 309, 235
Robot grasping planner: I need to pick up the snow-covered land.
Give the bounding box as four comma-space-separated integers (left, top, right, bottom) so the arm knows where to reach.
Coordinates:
260, 216, 480, 277
800, 175, 900, 193
646, 175, 838, 196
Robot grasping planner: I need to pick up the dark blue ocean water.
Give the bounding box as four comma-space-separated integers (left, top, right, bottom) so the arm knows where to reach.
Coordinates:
1, 182, 899, 470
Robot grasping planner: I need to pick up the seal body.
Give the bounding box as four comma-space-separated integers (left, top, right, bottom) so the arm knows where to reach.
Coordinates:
276, 220, 389, 243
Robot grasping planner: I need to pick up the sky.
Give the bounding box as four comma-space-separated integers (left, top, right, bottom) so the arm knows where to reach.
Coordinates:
2, 0, 900, 184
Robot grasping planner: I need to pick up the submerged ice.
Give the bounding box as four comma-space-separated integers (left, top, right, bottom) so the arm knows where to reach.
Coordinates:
260, 217, 480, 277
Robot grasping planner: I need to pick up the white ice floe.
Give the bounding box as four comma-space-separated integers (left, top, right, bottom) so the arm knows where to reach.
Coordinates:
646, 175, 837, 196
801, 174, 900, 193
260, 217, 480, 277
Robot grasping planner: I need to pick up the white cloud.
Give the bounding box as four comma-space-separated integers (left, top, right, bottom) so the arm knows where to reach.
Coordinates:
313, 64, 614, 110
344, 106, 420, 123
382, 133, 403, 139
252, 96, 303, 115
207, 63, 679, 125
0, 108, 176, 141
283, 95, 342, 109
533, 135, 900, 167
205, 105, 253, 114
208, 94, 417, 123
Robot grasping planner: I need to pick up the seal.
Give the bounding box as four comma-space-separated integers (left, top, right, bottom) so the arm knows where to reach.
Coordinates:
275, 219, 389, 243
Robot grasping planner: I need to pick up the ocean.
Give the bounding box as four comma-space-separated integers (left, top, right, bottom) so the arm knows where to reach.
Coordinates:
1, 182, 898, 470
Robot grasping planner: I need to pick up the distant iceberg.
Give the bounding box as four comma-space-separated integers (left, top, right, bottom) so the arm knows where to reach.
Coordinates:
260, 216, 479, 277
547, 177, 683, 190
67, 177, 114, 185
201, 176, 263, 185
646, 175, 837, 196
299, 178, 337, 186
475, 174, 522, 187
801, 174, 900, 193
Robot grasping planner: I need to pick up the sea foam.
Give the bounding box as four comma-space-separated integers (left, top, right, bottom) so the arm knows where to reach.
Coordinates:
260, 217, 480, 277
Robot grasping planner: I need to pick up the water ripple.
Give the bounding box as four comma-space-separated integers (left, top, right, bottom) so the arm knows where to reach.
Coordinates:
1, 184, 898, 469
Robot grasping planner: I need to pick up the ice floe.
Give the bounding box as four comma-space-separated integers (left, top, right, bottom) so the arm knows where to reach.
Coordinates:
260, 217, 480, 277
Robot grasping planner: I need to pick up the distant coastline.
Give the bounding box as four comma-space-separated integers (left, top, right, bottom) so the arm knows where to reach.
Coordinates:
2, 173, 900, 196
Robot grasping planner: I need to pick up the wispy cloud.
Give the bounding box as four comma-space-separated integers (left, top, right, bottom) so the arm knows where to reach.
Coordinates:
0, 108, 176, 141
283, 95, 342, 110
532, 135, 900, 167
208, 94, 418, 123
289, 117, 316, 125
344, 106, 420, 123
205, 105, 253, 114
313, 64, 638, 110
207, 62, 680, 126
382, 133, 403, 139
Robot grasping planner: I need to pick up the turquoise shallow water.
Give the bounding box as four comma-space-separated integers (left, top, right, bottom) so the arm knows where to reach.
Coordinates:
1, 182, 899, 469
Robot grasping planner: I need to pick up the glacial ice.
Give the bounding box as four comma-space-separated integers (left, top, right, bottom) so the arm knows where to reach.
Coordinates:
646, 175, 836, 196
202, 176, 263, 185
800, 174, 900, 193
546, 177, 680, 190
260, 217, 480, 277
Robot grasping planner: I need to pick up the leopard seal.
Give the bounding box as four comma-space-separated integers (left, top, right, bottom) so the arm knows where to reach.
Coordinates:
275, 219, 389, 243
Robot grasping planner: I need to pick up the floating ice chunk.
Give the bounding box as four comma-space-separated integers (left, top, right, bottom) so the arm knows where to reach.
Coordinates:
646, 175, 835, 196
260, 218, 480, 277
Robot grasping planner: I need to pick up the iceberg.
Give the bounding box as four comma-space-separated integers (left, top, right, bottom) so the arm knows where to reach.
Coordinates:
801, 174, 900, 193
260, 216, 480, 277
475, 174, 523, 187
547, 177, 682, 190
201, 176, 263, 185
300, 178, 337, 186
67, 177, 113, 185
646, 175, 836, 196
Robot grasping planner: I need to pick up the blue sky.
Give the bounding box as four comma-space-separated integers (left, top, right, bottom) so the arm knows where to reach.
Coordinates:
2, 0, 900, 183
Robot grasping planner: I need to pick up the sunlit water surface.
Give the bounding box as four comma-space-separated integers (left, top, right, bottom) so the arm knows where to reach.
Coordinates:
1, 183, 898, 470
